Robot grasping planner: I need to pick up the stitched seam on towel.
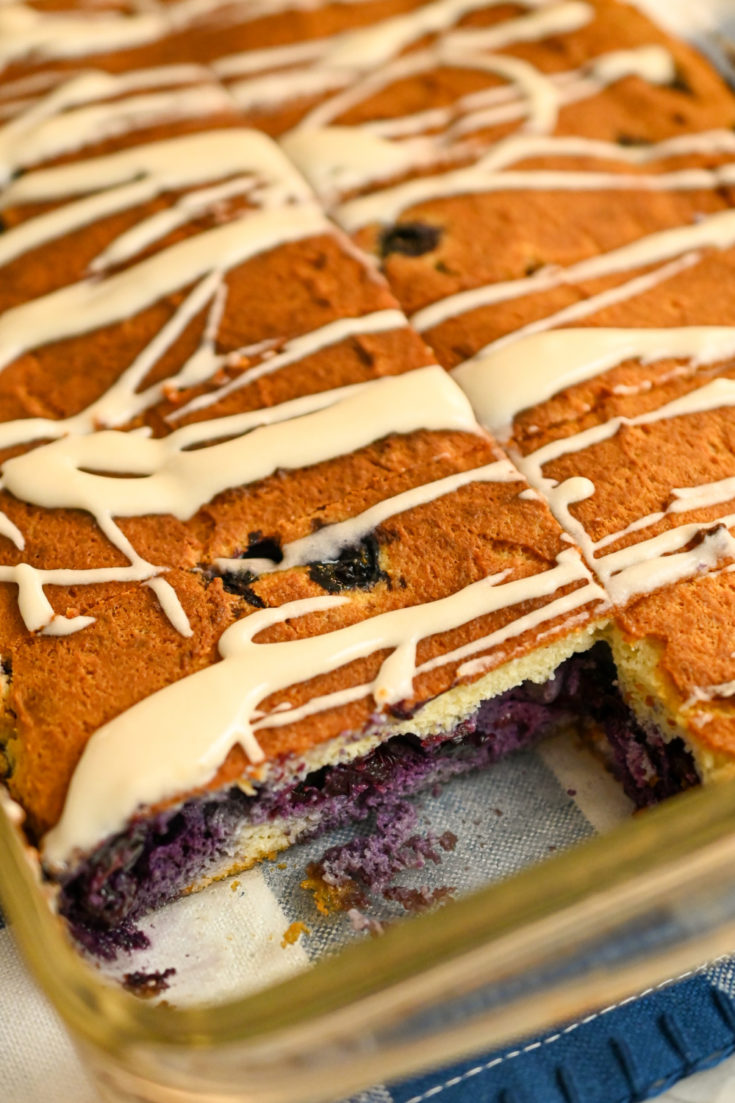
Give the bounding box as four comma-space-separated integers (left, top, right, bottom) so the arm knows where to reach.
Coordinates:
401, 957, 730, 1103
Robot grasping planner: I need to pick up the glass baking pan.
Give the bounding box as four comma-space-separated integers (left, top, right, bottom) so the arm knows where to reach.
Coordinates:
6, 771, 735, 1102
4, 1, 735, 1100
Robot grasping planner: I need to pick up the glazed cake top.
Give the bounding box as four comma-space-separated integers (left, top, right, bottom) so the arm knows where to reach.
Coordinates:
0, 8, 607, 867
6, 0, 735, 863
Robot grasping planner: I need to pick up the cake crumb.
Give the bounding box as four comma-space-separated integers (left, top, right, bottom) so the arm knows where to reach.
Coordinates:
230, 880, 240, 892
383, 885, 455, 912
122, 968, 176, 999
281, 921, 310, 948
348, 908, 384, 936
301, 868, 363, 915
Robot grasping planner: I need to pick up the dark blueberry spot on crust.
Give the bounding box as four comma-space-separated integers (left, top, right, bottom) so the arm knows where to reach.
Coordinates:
208, 532, 282, 606
669, 67, 694, 95
217, 567, 266, 607
242, 531, 283, 564
616, 133, 652, 147
308, 535, 387, 593
379, 222, 442, 258
122, 967, 176, 998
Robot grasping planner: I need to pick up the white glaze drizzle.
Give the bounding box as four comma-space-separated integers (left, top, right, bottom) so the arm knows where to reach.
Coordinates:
169, 308, 409, 418
313, 0, 556, 73
0, 203, 330, 370
0, 0, 373, 69
0, 368, 478, 636
145, 577, 193, 638
685, 679, 735, 708
0, 129, 313, 267
0, 3, 170, 67
225, 0, 560, 120
0, 553, 161, 636
475, 251, 701, 353
600, 523, 735, 606
285, 44, 677, 217
41, 612, 98, 637
0, 270, 229, 450
0, 72, 234, 183
453, 579, 604, 677
252, 558, 604, 728
352, 46, 669, 141
213, 37, 330, 79
42, 547, 600, 867
586, 475, 735, 558
454, 327, 735, 437
413, 205, 735, 333
449, 44, 674, 139
1, 368, 478, 522
294, 2, 591, 133
337, 161, 735, 232
281, 49, 562, 205
214, 458, 521, 576
456, 330, 735, 605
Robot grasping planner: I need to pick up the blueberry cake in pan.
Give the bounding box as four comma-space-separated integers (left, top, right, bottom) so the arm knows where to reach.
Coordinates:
0, 0, 732, 953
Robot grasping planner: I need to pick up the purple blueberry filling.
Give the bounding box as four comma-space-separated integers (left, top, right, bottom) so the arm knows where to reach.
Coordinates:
53, 643, 698, 956
307, 800, 458, 915
571, 643, 700, 807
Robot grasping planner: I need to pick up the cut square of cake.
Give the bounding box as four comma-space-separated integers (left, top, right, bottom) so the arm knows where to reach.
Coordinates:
457, 327, 735, 804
